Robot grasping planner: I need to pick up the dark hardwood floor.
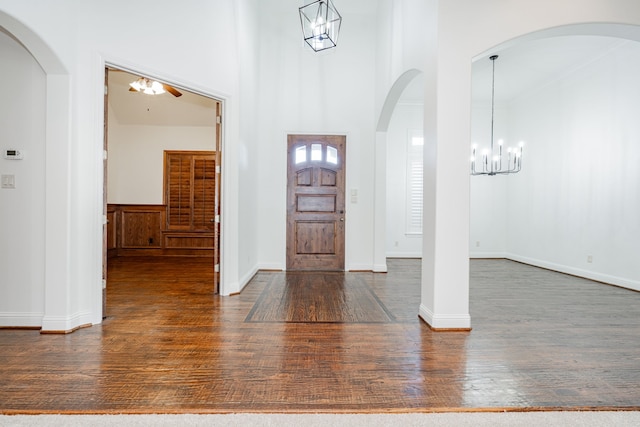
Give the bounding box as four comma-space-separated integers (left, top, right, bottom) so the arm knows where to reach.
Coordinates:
0, 257, 639, 414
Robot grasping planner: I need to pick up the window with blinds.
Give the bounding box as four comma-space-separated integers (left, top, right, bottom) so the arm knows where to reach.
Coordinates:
406, 131, 424, 235
164, 151, 217, 231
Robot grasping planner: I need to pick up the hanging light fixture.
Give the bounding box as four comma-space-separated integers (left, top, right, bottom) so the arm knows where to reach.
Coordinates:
470, 55, 523, 176
129, 77, 166, 95
299, 0, 342, 52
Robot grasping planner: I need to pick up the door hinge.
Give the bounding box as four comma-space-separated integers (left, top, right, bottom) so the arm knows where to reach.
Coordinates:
103, 150, 108, 160
104, 85, 108, 95
102, 279, 107, 289
102, 214, 108, 225
215, 165, 221, 174
215, 215, 220, 223
216, 116, 222, 124
214, 264, 220, 273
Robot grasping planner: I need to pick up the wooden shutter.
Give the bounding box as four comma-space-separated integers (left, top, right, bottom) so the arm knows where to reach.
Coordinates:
192, 155, 216, 230
165, 151, 216, 231
166, 153, 193, 229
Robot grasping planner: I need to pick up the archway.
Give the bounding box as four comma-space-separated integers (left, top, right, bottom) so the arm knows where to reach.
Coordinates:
420, 20, 640, 331
373, 69, 424, 273
0, 11, 73, 331
470, 28, 640, 291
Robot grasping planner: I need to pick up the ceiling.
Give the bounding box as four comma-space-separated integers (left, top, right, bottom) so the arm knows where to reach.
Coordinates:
107, 69, 217, 127
108, 36, 632, 126
398, 35, 630, 105
471, 35, 628, 103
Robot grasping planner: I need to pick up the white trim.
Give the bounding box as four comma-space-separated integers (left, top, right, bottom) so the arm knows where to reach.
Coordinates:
41, 311, 93, 332
346, 263, 373, 271
235, 266, 259, 295
373, 263, 388, 273
257, 263, 284, 271
386, 252, 421, 258
0, 312, 44, 328
419, 304, 471, 329
505, 253, 640, 292
469, 251, 508, 259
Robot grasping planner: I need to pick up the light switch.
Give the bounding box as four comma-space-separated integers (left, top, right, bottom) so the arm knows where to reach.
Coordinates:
350, 188, 358, 203
1, 174, 15, 189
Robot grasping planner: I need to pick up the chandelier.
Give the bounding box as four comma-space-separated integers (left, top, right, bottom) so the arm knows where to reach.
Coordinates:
129, 77, 166, 95
470, 55, 523, 176
299, 0, 342, 52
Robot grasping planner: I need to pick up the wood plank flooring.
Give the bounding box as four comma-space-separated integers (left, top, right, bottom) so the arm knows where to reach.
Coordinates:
0, 257, 639, 414
245, 272, 395, 323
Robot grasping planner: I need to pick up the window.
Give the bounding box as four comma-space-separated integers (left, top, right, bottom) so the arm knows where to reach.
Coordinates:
326, 146, 338, 164
406, 130, 423, 235
295, 146, 307, 164
311, 143, 322, 161
164, 151, 217, 231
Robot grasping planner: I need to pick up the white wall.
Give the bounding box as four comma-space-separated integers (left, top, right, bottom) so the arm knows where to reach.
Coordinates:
3, 0, 640, 330
421, 0, 640, 329
0, 29, 46, 326
0, 0, 260, 328
469, 104, 508, 257
235, 0, 260, 285
386, 103, 423, 257
107, 117, 215, 205
504, 40, 640, 290
255, 1, 377, 271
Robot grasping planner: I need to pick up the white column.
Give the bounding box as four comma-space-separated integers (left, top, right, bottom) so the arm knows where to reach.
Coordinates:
372, 131, 388, 272
419, 9, 471, 330
41, 74, 73, 332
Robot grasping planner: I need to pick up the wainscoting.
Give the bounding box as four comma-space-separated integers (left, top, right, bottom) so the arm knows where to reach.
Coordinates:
107, 204, 214, 257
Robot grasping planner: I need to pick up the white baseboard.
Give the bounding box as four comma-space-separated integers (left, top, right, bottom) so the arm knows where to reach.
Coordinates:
0, 312, 44, 328
256, 263, 284, 271
372, 263, 388, 273
347, 263, 373, 271
386, 252, 421, 258
419, 304, 471, 329
505, 253, 640, 292
237, 265, 260, 294
41, 310, 93, 332
470, 251, 508, 259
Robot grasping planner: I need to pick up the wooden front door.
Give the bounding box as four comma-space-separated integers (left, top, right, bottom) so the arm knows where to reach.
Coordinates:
286, 135, 346, 271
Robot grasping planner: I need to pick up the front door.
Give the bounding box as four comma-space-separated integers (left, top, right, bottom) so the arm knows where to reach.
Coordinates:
286, 135, 345, 271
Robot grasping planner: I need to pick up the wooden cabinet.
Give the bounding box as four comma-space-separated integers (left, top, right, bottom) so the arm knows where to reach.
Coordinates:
107, 204, 213, 257
120, 206, 164, 249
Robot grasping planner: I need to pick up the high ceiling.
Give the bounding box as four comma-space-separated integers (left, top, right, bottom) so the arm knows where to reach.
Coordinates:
108, 36, 631, 126
399, 35, 629, 105
472, 35, 628, 103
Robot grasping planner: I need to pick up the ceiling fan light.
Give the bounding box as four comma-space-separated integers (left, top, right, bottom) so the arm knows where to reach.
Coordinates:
129, 77, 166, 95
129, 79, 143, 91
150, 80, 165, 95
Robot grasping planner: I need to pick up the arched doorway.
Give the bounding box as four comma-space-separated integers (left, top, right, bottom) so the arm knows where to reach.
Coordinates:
373, 69, 424, 273
0, 11, 73, 331
470, 30, 640, 291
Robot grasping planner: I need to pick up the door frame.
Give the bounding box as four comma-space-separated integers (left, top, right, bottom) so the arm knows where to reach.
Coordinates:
102, 64, 224, 311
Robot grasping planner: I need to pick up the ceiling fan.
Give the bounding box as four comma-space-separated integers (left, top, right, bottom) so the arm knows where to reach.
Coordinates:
128, 76, 182, 97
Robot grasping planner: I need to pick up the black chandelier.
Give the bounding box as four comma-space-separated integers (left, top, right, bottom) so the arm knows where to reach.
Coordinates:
299, 0, 342, 52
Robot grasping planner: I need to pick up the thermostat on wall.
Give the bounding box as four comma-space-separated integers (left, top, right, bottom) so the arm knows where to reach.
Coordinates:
4, 149, 23, 160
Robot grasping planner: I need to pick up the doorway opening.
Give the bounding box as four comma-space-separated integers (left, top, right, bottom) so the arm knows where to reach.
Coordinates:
103, 67, 222, 317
